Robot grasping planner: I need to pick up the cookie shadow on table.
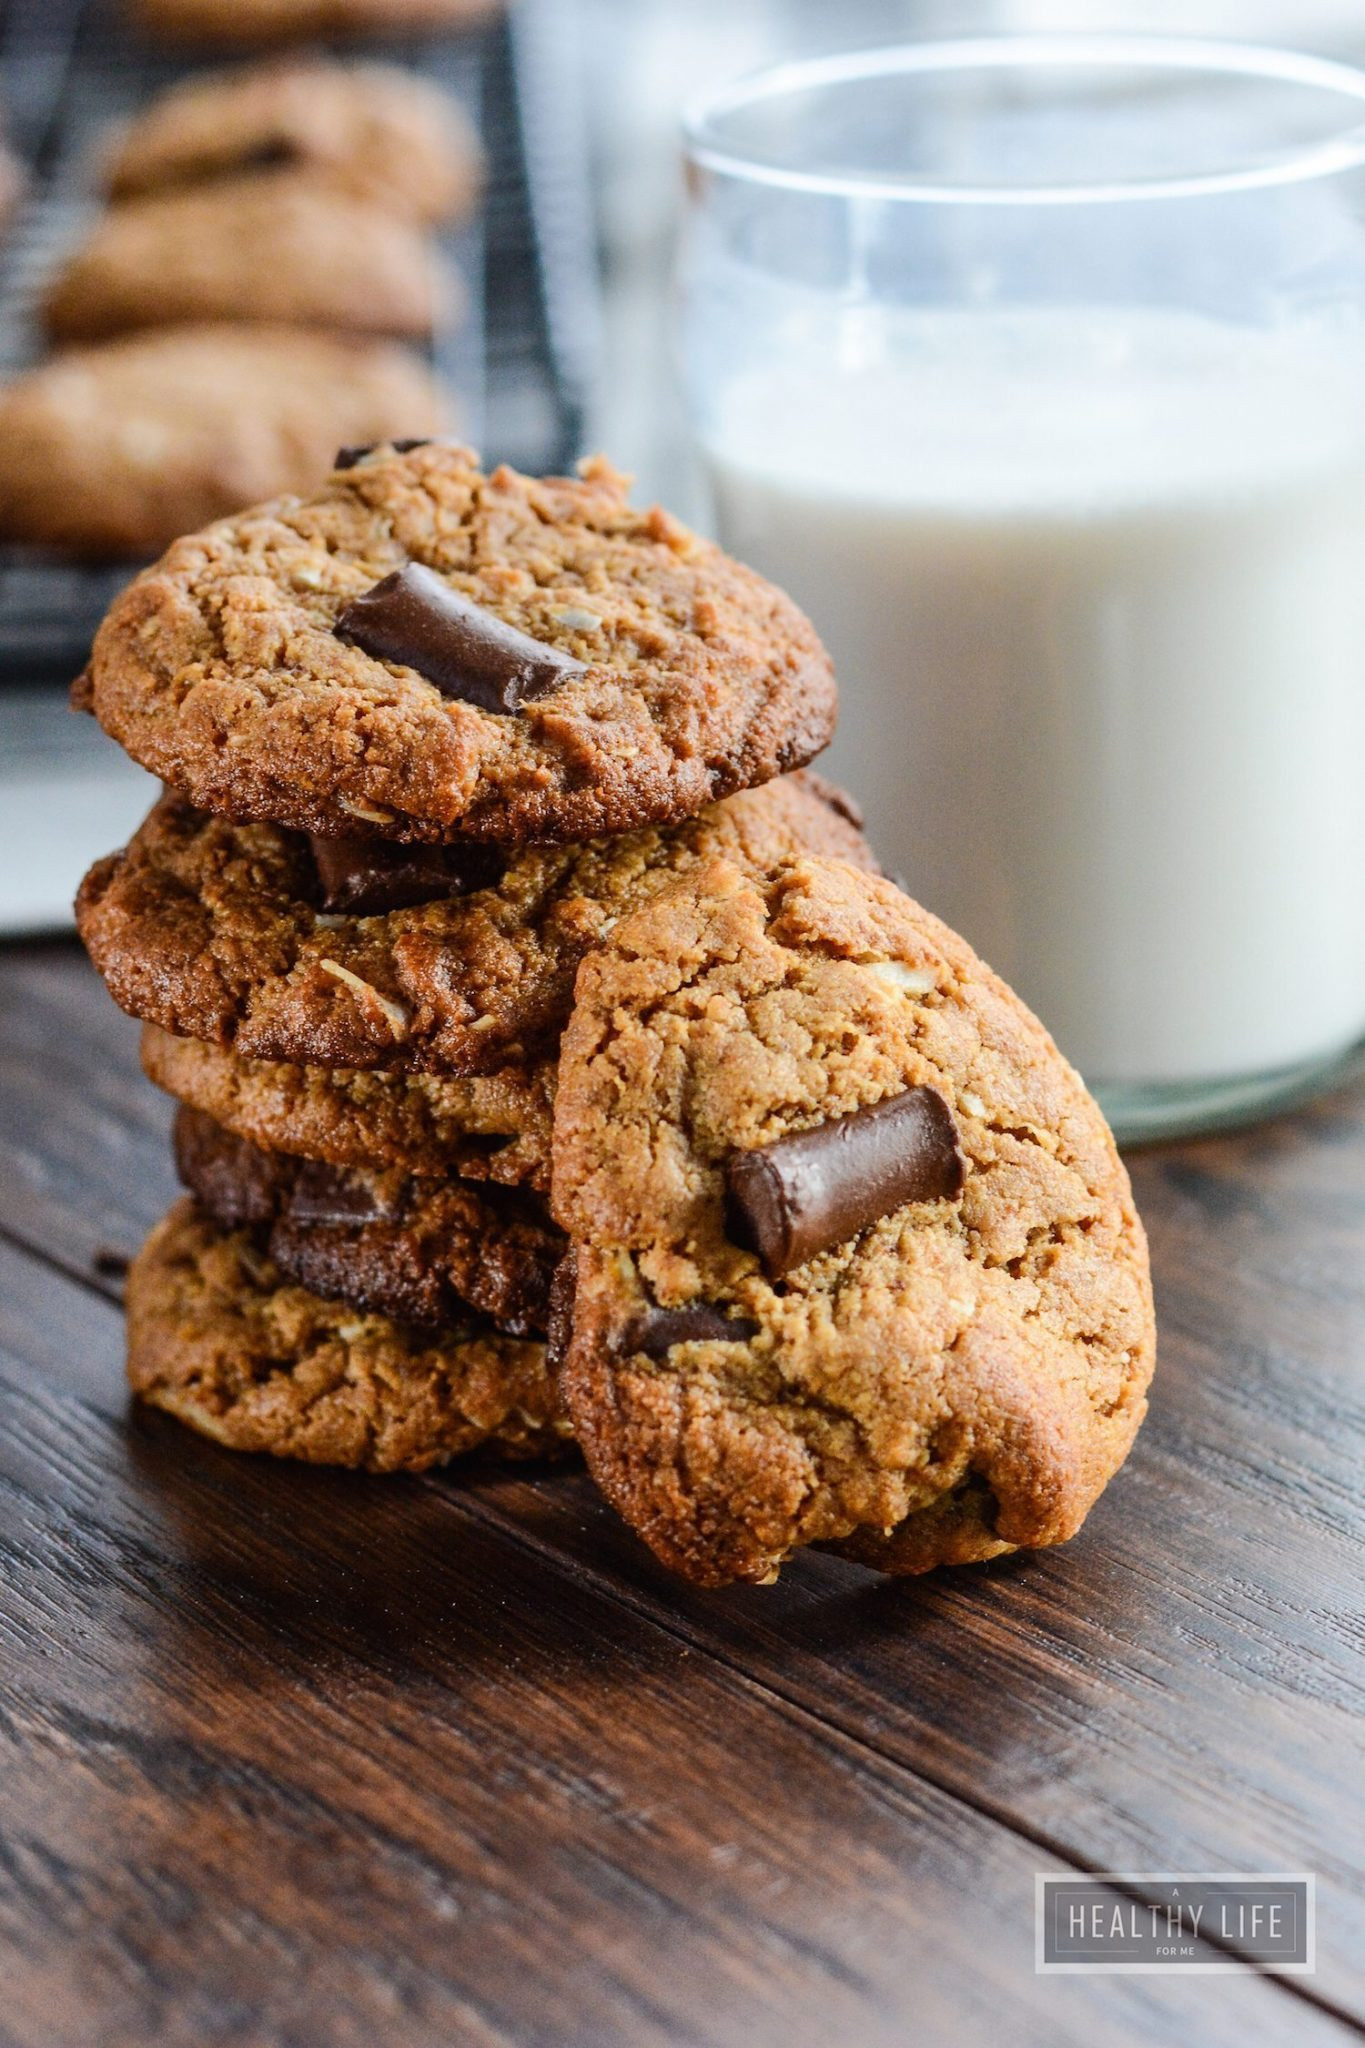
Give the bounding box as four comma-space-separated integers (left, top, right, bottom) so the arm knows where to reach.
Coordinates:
464, 1460, 1090, 1650
119, 1407, 655, 1692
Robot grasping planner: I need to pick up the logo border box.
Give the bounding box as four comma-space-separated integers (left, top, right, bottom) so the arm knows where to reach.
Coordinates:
1035, 1872, 1316, 1974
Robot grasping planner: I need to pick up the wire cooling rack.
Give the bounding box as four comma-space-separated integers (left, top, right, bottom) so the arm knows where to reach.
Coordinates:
0, 0, 601, 683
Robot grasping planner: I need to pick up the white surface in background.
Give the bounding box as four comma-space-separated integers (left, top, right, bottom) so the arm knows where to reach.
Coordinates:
0, 691, 158, 935
999, 0, 1365, 48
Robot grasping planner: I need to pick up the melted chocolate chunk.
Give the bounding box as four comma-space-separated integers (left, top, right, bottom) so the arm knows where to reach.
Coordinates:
284, 1159, 401, 1229
174, 1104, 291, 1227
333, 437, 432, 470
725, 1086, 965, 1279
545, 1248, 579, 1376
335, 563, 586, 713
620, 1301, 760, 1360
308, 833, 503, 916
238, 137, 299, 170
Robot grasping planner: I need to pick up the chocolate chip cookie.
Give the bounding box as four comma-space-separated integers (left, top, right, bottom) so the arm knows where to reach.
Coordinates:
79, 773, 872, 1074
128, 1197, 568, 1471
81, 444, 837, 847
106, 59, 481, 225
44, 172, 453, 344
131, 0, 501, 46
142, 1025, 556, 1188
551, 856, 1155, 1587
175, 1104, 563, 1331
0, 324, 446, 557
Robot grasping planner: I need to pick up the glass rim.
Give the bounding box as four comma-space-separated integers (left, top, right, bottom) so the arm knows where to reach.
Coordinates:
681, 34, 1365, 207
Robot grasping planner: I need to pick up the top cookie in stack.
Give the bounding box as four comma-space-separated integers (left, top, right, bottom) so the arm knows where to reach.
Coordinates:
75, 440, 864, 1473
79, 441, 837, 846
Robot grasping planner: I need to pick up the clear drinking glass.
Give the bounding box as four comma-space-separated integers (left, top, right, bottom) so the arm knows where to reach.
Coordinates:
678, 38, 1365, 1142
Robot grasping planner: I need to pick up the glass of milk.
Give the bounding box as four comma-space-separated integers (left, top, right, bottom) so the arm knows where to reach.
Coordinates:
679, 37, 1365, 1141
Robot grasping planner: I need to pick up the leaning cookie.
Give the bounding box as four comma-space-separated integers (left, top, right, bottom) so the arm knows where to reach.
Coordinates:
80, 773, 872, 1074
174, 1104, 564, 1333
80, 443, 837, 848
128, 1198, 570, 1471
106, 60, 481, 225
0, 325, 446, 557
141, 1025, 556, 1189
550, 856, 1155, 1587
43, 172, 454, 345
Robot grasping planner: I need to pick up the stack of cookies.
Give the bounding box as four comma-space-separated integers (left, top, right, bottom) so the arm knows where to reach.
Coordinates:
76, 441, 1156, 1585
0, 60, 475, 555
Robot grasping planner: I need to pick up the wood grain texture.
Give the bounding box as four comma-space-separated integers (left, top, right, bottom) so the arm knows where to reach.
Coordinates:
0, 1238, 1347, 2048
0, 944, 1362, 2046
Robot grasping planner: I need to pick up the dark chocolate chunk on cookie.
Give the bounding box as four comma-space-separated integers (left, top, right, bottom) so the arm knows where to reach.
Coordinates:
174, 1105, 564, 1333
550, 856, 1155, 1588
336, 565, 585, 714
724, 1087, 965, 1278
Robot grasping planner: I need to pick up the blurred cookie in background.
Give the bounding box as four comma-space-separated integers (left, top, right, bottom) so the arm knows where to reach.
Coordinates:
106, 59, 482, 225
0, 324, 447, 556
131, 0, 502, 46
43, 171, 456, 343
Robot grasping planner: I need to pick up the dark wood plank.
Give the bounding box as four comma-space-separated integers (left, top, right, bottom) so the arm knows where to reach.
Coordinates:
1, 947, 1362, 2034
0, 940, 176, 1283
0, 1237, 1336, 2048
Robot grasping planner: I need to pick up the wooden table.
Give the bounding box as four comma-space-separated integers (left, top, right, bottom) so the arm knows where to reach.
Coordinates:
0, 935, 1361, 2048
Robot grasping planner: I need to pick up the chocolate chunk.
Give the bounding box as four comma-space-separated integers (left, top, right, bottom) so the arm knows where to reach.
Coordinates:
174, 1103, 291, 1227
335, 563, 586, 713
176, 1104, 397, 1232
544, 1248, 578, 1375
308, 833, 503, 915
725, 1086, 965, 1279
284, 1159, 401, 1229
802, 770, 864, 830
334, 437, 432, 470
620, 1301, 760, 1359
239, 137, 298, 170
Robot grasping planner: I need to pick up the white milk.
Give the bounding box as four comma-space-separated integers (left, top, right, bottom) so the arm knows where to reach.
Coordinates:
705, 310, 1365, 1087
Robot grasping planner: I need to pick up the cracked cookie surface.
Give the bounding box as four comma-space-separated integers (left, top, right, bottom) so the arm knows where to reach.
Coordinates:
81, 443, 837, 847
175, 1104, 563, 1332
80, 772, 872, 1073
551, 856, 1155, 1587
128, 1198, 570, 1471
142, 1025, 556, 1189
